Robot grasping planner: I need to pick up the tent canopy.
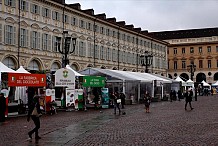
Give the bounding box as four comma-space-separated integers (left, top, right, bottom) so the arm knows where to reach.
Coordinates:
175, 76, 185, 82
16, 66, 30, 74
0, 62, 16, 73
66, 65, 84, 76
79, 68, 172, 83
212, 81, 218, 86
201, 80, 211, 87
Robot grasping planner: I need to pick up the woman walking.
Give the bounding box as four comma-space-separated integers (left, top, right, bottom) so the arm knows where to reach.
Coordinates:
27, 95, 42, 140
144, 92, 151, 113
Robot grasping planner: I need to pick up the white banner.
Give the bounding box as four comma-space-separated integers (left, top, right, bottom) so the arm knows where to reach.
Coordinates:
66, 88, 75, 107
55, 68, 75, 88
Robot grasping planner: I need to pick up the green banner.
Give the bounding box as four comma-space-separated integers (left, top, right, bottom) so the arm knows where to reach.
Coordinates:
83, 76, 105, 87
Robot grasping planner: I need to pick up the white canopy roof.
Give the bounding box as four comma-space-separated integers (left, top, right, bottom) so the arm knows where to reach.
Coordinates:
16, 66, 30, 74
0, 62, 16, 73
66, 65, 84, 76
79, 68, 172, 83
186, 79, 194, 83
212, 81, 218, 86
175, 76, 185, 82
201, 80, 211, 86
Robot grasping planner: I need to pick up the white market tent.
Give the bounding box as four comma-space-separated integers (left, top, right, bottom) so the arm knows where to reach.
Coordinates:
16, 66, 30, 74
212, 81, 218, 86
15, 66, 30, 103
66, 65, 84, 76
0, 62, 16, 73
201, 80, 211, 90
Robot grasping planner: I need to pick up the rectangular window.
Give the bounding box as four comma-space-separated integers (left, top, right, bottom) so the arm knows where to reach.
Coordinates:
71, 17, 78, 26
86, 22, 92, 30
207, 46, 211, 52
173, 48, 177, 54
31, 31, 40, 49
64, 15, 69, 23
182, 48, 185, 54
20, 28, 28, 47
79, 41, 86, 57
87, 42, 94, 58
112, 31, 116, 37
174, 61, 177, 69
52, 36, 60, 52
208, 60, 211, 68
127, 35, 130, 42
216, 46, 218, 52
5, 0, 16, 7
182, 61, 186, 69
106, 48, 111, 60
42, 33, 51, 51
190, 47, 194, 53
112, 49, 117, 61
5, 25, 16, 45
100, 27, 104, 34
106, 29, 110, 36
20, 0, 28, 11
31, 4, 40, 14
52, 11, 60, 21
42, 7, 50, 18
79, 20, 85, 28
217, 60, 218, 68
94, 45, 99, 59
199, 60, 203, 68
199, 47, 202, 53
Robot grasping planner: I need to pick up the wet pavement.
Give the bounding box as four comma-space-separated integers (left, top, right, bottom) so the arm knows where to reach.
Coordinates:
1, 95, 218, 146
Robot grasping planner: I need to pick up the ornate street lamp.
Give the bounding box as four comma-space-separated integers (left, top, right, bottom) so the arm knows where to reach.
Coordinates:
139, 51, 153, 73
57, 31, 76, 67
187, 62, 196, 81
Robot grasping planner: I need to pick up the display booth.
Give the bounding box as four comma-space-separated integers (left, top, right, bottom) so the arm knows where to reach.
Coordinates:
7, 73, 46, 116
82, 76, 106, 109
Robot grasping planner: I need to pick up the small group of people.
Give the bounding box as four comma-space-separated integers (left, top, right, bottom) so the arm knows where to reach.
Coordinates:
110, 91, 126, 115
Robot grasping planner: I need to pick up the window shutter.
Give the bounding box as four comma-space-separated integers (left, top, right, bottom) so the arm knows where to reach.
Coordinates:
30, 31, 33, 48
52, 11, 55, 20
26, 30, 28, 47
12, 0, 15, 7
58, 12, 60, 21
48, 9, 51, 18
52, 36, 55, 52
19, 28, 21, 46
37, 32, 40, 49
30, 3, 33, 13
0, 24, 2, 43
37, 6, 40, 15
25, 1, 29, 11
42, 7, 45, 17
13, 26, 16, 45
42, 33, 44, 50
48, 34, 51, 51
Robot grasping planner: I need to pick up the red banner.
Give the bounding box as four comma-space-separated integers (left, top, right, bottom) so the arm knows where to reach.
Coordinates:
8, 73, 46, 87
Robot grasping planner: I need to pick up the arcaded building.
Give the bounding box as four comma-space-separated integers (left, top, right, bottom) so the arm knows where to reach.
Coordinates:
151, 27, 218, 84
0, 0, 168, 75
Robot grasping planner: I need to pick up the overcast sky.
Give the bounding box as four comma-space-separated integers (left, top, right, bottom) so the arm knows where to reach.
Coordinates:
65, 0, 218, 32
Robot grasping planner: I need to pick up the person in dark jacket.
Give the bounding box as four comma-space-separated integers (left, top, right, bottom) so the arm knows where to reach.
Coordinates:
177, 90, 182, 101
119, 92, 126, 109
27, 95, 42, 139
112, 92, 121, 115
0, 93, 6, 122
185, 89, 194, 110
144, 92, 151, 113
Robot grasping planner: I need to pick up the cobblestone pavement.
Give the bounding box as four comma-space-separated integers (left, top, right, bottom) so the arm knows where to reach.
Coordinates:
1, 95, 218, 146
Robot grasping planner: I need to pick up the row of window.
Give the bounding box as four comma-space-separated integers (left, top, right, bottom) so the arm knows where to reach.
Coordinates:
172, 46, 218, 54
2, 0, 166, 51
172, 60, 213, 69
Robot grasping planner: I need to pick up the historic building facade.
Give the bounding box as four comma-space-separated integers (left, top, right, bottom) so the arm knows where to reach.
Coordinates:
151, 28, 218, 84
0, 0, 168, 75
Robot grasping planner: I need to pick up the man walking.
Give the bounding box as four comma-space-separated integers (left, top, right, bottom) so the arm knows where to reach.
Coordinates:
185, 89, 194, 110
0, 93, 6, 123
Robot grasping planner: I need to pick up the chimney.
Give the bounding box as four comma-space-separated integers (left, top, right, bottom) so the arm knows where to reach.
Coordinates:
95, 13, 106, 20
82, 9, 94, 15
68, 3, 81, 10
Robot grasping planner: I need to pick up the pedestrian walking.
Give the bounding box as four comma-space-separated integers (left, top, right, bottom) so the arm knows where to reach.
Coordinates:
184, 89, 194, 110
112, 92, 121, 115
195, 88, 198, 101
170, 90, 173, 102
144, 92, 151, 113
0, 93, 6, 123
119, 92, 126, 109
177, 90, 182, 101
27, 95, 42, 140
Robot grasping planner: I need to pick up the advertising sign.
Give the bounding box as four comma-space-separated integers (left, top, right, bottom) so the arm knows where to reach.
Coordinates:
101, 88, 109, 108
55, 68, 75, 88
8, 73, 46, 87
66, 88, 75, 107
74, 89, 83, 110
83, 76, 105, 87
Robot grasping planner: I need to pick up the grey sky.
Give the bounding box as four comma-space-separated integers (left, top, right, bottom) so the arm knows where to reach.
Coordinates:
65, 0, 218, 32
